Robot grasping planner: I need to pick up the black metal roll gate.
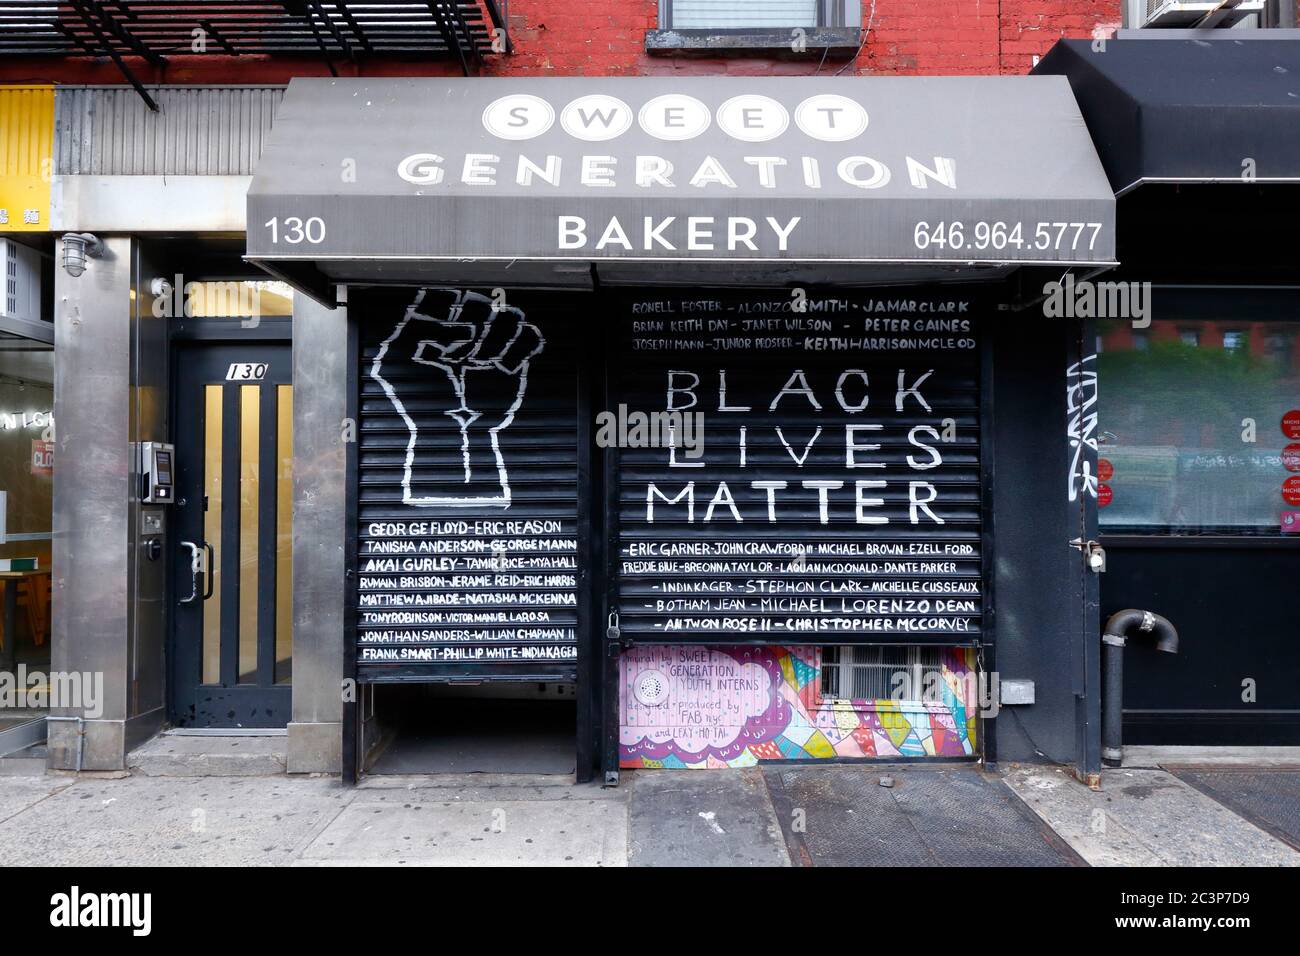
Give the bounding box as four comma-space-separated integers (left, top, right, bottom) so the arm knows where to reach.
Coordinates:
351, 288, 583, 682
608, 290, 984, 647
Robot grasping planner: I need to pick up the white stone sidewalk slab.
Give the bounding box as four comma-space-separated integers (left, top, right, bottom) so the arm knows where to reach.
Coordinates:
1003, 765, 1300, 867
295, 790, 627, 866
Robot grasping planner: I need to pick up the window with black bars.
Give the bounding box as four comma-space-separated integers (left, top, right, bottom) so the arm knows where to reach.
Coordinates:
820, 646, 947, 702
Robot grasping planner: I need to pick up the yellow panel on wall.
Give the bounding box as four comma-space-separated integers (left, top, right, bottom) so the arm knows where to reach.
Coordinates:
0, 86, 55, 233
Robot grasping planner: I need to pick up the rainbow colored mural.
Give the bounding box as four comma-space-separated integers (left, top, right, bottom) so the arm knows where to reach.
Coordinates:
619, 645, 978, 769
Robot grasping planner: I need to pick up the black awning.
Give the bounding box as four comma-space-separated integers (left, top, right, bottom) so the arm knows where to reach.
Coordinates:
1034, 36, 1300, 195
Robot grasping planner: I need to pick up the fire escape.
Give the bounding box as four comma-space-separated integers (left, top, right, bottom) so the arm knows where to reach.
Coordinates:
0, 1, 510, 109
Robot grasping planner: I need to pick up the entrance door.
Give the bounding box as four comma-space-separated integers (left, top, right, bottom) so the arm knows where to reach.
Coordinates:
171, 344, 292, 727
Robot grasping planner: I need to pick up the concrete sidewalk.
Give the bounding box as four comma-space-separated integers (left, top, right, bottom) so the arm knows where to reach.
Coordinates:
1003, 765, 1300, 866
295, 775, 627, 866
1, 761, 1298, 866
0, 769, 779, 867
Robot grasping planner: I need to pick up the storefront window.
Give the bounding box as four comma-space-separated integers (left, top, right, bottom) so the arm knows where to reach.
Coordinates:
1097, 318, 1300, 534
0, 335, 54, 729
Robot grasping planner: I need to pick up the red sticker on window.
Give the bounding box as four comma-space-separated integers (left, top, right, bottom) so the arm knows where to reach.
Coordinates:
1285, 444, 1300, 472
1098, 484, 1113, 507
1285, 477, 1300, 506
1284, 410, 1300, 440
1098, 459, 1114, 481
1282, 511, 1300, 534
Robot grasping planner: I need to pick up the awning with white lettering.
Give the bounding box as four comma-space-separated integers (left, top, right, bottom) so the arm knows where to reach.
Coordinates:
247, 76, 1116, 303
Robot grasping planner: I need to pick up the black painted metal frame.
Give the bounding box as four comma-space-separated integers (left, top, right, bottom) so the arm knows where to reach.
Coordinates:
600, 297, 621, 783
978, 316, 998, 767
574, 302, 597, 783
343, 306, 360, 784
1075, 315, 1102, 777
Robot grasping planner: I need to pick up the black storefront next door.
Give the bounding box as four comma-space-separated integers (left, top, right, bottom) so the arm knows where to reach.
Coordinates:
171, 343, 293, 727
1095, 289, 1300, 744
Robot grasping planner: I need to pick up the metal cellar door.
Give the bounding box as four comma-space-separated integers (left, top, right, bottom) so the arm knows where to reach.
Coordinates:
171, 344, 293, 727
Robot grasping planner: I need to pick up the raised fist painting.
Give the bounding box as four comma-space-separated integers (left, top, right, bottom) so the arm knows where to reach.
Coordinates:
371, 289, 545, 507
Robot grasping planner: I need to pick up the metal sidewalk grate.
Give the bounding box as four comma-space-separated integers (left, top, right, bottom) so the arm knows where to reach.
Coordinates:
1170, 768, 1300, 852
765, 765, 1085, 867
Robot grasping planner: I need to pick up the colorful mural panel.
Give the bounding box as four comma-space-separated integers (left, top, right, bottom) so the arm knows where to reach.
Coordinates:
619, 645, 978, 769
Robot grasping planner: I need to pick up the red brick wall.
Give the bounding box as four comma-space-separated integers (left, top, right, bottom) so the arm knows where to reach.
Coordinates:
998, 0, 1122, 74
0, 0, 1123, 84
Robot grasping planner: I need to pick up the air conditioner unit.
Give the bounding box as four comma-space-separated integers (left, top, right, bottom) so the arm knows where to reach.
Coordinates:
1141, 0, 1265, 28
0, 239, 41, 322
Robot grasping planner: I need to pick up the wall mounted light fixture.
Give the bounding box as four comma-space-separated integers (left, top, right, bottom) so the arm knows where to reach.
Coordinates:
60, 233, 104, 277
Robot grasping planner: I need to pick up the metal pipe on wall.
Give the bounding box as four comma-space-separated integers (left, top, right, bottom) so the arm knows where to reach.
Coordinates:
1102, 608, 1179, 768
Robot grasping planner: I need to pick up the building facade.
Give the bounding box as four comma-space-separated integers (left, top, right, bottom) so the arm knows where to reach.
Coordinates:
0, 1, 1295, 782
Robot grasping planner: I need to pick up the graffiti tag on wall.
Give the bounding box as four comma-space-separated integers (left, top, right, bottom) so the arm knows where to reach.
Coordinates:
1066, 353, 1099, 502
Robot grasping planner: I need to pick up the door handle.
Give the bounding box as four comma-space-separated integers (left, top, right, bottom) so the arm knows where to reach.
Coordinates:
179, 541, 203, 604
203, 542, 215, 601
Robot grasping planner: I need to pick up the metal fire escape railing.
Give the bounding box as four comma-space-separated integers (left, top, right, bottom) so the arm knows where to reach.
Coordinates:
0, 1, 510, 108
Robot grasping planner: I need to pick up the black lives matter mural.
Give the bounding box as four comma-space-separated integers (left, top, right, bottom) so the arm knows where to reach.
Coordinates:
613, 292, 982, 645
355, 289, 579, 678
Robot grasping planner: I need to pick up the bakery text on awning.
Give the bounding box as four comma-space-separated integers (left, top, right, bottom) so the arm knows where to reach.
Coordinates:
246, 76, 1117, 301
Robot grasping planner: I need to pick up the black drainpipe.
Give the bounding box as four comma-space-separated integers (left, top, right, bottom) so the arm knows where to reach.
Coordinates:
1102, 609, 1179, 768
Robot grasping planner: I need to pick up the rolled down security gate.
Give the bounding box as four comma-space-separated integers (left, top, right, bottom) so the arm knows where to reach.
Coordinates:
353, 288, 583, 682
608, 290, 984, 646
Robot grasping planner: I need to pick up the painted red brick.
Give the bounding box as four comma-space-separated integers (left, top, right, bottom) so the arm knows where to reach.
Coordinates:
0, 0, 1124, 84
